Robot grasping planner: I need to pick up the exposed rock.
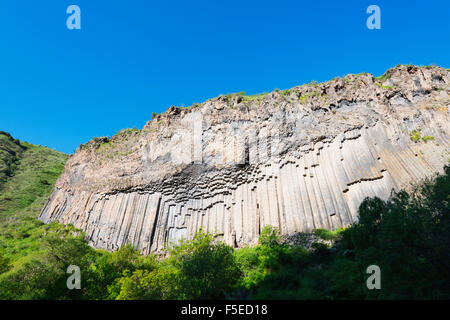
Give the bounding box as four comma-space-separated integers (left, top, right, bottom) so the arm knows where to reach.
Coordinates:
39, 65, 450, 254
281, 232, 334, 250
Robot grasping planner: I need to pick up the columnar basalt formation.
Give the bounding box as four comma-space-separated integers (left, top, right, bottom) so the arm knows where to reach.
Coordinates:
39, 65, 450, 254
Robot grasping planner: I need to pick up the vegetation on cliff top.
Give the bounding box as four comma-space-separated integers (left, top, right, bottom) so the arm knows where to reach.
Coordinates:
143, 64, 447, 120
79, 64, 448, 153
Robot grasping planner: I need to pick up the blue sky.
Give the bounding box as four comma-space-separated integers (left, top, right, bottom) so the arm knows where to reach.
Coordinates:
0, 0, 449, 154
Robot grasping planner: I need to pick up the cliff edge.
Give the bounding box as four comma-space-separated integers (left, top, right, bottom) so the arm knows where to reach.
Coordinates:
39, 65, 450, 253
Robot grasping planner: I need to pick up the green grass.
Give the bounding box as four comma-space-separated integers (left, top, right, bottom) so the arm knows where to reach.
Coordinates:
190, 102, 202, 109
113, 128, 140, 138
375, 72, 391, 82
299, 91, 320, 104
219, 91, 269, 103
422, 135, 435, 143
241, 92, 268, 102
280, 89, 292, 96
0, 137, 68, 265
313, 228, 344, 241
375, 82, 396, 90
0, 132, 25, 190
82, 127, 141, 158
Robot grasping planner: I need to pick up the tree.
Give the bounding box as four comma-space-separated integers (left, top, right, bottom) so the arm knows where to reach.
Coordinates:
85, 244, 157, 300
256, 225, 290, 270
116, 264, 177, 300
168, 230, 241, 299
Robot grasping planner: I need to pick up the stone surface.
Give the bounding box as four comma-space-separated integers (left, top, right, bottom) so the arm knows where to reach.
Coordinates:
39, 65, 450, 254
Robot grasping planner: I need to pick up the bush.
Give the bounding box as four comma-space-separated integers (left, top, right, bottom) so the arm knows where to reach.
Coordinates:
238, 166, 450, 300
115, 266, 177, 300
168, 230, 241, 299
0, 228, 97, 300
313, 228, 342, 241
410, 129, 422, 142
340, 166, 450, 299
115, 230, 241, 300
86, 244, 156, 300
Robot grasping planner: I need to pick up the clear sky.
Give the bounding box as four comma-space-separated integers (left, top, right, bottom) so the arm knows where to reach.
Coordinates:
1, 0, 449, 154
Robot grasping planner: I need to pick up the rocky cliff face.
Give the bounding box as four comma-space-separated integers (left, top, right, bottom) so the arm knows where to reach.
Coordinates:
39, 65, 450, 254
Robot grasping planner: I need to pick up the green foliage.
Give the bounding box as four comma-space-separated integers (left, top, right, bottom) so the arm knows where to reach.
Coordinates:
0, 131, 25, 190
116, 269, 165, 300
167, 230, 240, 299
313, 228, 343, 241
409, 128, 434, 143
410, 128, 422, 142
0, 226, 97, 300
241, 92, 268, 103
298, 96, 308, 104
281, 89, 292, 96
190, 103, 202, 109
86, 244, 157, 300
258, 225, 281, 247
340, 166, 450, 299
374, 71, 396, 89
115, 230, 240, 300
298, 91, 319, 104
92, 128, 140, 158
0, 249, 10, 274
234, 166, 450, 300
375, 72, 391, 82
218, 91, 269, 104
375, 82, 396, 90
422, 64, 437, 70
0, 142, 68, 264
113, 127, 140, 139
114, 260, 179, 300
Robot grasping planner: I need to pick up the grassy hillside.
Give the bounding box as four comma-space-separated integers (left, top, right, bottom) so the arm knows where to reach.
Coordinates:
0, 131, 25, 190
0, 132, 68, 265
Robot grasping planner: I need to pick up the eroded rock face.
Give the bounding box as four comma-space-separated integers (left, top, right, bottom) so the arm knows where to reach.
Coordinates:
39, 65, 450, 253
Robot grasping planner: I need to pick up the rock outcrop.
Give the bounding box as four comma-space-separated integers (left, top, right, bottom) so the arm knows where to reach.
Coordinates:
39, 65, 450, 254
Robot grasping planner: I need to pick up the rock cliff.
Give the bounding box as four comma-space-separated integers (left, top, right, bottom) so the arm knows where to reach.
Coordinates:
39, 65, 450, 254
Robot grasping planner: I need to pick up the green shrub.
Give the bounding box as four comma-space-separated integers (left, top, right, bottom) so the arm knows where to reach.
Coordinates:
116, 266, 177, 300
168, 230, 240, 299
242, 92, 268, 102
313, 228, 343, 241
410, 129, 422, 142
375, 82, 396, 90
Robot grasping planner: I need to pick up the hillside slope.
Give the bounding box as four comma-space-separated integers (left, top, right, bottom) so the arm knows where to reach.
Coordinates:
0, 132, 68, 264
0, 131, 25, 191
40, 65, 450, 254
